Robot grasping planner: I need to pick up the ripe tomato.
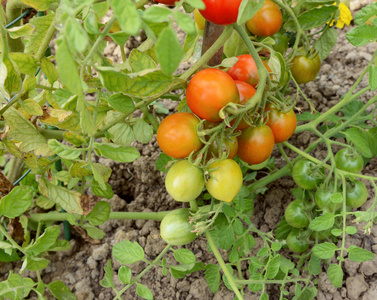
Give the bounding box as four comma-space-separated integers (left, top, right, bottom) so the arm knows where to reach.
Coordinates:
315, 188, 342, 212
186, 68, 240, 122
231, 81, 257, 130
237, 125, 275, 165
292, 160, 324, 190
346, 180, 368, 208
165, 160, 204, 202
157, 113, 202, 159
227, 54, 272, 87
284, 200, 310, 229
160, 208, 197, 246
194, 9, 206, 31
291, 52, 321, 84
266, 107, 297, 143
246, 0, 282, 37
286, 229, 309, 253
209, 136, 238, 159
335, 148, 364, 174
154, 0, 177, 4
206, 159, 243, 202
200, 0, 242, 25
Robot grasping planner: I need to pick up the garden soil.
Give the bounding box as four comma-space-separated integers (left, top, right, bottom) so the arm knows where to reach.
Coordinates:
1, 1, 377, 299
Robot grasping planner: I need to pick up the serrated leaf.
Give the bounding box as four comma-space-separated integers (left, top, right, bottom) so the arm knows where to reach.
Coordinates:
327, 264, 343, 288
65, 17, 88, 53
314, 27, 338, 60
312, 242, 338, 259
21, 99, 43, 116
108, 123, 135, 146
346, 24, 377, 47
354, 2, 377, 25
237, 0, 264, 24
100, 260, 114, 288
113, 240, 144, 264
309, 213, 335, 231
331, 228, 342, 236
345, 226, 357, 235
204, 264, 221, 293
91, 182, 114, 199
82, 224, 105, 240
266, 255, 281, 279
128, 49, 157, 73
143, 6, 171, 23
25, 256, 50, 271
155, 153, 174, 173
308, 255, 322, 275
348, 245, 375, 262
41, 58, 58, 85
175, 11, 195, 34
345, 128, 373, 158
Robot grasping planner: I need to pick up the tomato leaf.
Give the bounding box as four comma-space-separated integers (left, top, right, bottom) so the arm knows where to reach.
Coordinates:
354, 2, 377, 25
142, 6, 171, 23
345, 128, 373, 158
348, 245, 375, 262
204, 264, 221, 293
136, 283, 153, 300
110, 0, 141, 35
369, 65, 377, 91
285, 6, 337, 31
94, 143, 140, 163
346, 24, 377, 47
0, 186, 33, 218
47, 280, 77, 300
25, 226, 60, 257
237, 0, 264, 25
312, 242, 338, 259
113, 241, 145, 264
309, 213, 335, 231
308, 255, 322, 276
118, 266, 132, 285
327, 264, 343, 288
86, 201, 111, 226
314, 27, 338, 60
174, 249, 196, 264
266, 254, 281, 279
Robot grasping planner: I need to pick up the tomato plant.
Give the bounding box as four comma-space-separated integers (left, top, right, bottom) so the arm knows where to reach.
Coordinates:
160, 209, 197, 246
284, 200, 310, 229
227, 54, 272, 87
335, 148, 364, 174
206, 159, 243, 202
157, 113, 202, 159
266, 107, 297, 143
292, 160, 324, 190
237, 125, 275, 165
346, 180, 368, 208
186, 68, 240, 122
286, 229, 309, 253
200, 0, 243, 25
165, 160, 204, 202
246, 0, 283, 37
291, 52, 321, 84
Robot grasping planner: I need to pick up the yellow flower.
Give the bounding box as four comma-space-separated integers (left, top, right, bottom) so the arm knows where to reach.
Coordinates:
336, 3, 353, 28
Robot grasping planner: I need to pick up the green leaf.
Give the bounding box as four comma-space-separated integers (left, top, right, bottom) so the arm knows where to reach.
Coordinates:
0, 249, 20, 262
7, 24, 35, 39
128, 49, 157, 72
331, 228, 342, 236
266, 254, 281, 279
345, 226, 357, 235
65, 17, 89, 53
113, 240, 144, 264
21, 99, 43, 116
118, 266, 132, 284
0, 186, 33, 218
222, 204, 237, 218
26, 225, 60, 256
260, 292, 269, 300
312, 242, 338, 259
47, 281, 77, 300
24, 256, 50, 271
354, 2, 377, 25
36, 195, 55, 209
25, 13, 55, 55
237, 0, 264, 25
346, 24, 377, 47
327, 264, 343, 288
22, 75, 36, 92
314, 27, 338, 60
110, 0, 141, 35
94, 143, 140, 163
279, 256, 294, 273
143, 6, 171, 23
330, 193, 343, 204
174, 249, 196, 264
136, 283, 153, 300
86, 201, 111, 226
108, 123, 135, 146
48, 183, 83, 215
80, 105, 96, 136
92, 182, 114, 199
84, 11, 100, 34
106, 93, 135, 114
175, 11, 195, 34
155, 153, 174, 173
21, 0, 55, 10
309, 213, 335, 231
8, 53, 37, 75
155, 26, 183, 75
204, 264, 221, 293
185, 0, 205, 9
48, 139, 82, 160
1, 54, 21, 97
348, 245, 375, 262
49, 240, 71, 252
345, 128, 373, 158
132, 119, 154, 143
63, 132, 86, 147
308, 255, 322, 275
41, 58, 58, 85
275, 217, 293, 240
369, 65, 377, 91
285, 6, 337, 31
82, 224, 105, 240
100, 260, 114, 288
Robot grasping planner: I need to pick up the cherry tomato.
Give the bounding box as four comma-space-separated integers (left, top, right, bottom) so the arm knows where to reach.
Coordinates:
209, 136, 238, 159
335, 148, 364, 174
154, 0, 177, 4
160, 208, 197, 246
157, 113, 202, 159
284, 200, 310, 229
194, 9, 206, 31
265, 106, 297, 143
246, 0, 282, 37
315, 188, 342, 212
286, 229, 309, 253
291, 52, 321, 84
200, 0, 242, 25
272, 32, 289, 55
206, 159, 243, 202
346, 180, 368, 208
186, 68, 240, 122
227, 54, 272, 87
231, 81, 257, 130
165, 160, 204, 202
292, 160, 324, 190
237, 125, 275, 165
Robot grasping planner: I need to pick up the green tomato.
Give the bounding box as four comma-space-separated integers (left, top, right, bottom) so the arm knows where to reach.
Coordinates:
346, 181, 368, 208
291, 51, 321, 84
284, 200, 310, 229
335, 148, 364, 174
165, 160, 204, 202
315, 188, 342, 212
286, 229, 309, 253
292, 159, 324, 190
160, 209, 197, 246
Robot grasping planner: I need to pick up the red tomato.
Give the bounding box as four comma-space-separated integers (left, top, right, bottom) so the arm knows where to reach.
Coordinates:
266, 107, 297, 143
246, 0, 282, 37
237, 125, 275, 165
186, 68, 240, 122
154, 0, 178, 4
227, 54, 271, 87
200, 0, 243, 25
231, 81, 257, 130
157, 113, 202, 159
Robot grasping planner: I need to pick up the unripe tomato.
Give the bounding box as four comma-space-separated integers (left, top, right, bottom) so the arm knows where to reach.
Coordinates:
209, 136, 238, 159
246, 0, 282, 37
186, 69, 240, 122
231, 81, 257, 130
154, 0, 178, 4
237, 125, 275, 165
227, 54, 272, 87
165, 160, 204, 202
315, 188, 342, 212
266, 107, 297, 143
194, 9, 206, 31
286, 229, 309, 253
206, 159, 243, 202
291, 52, 321, 84
200, 0, 242, 25
335, 148, 364, 174
284, 200, 310, 229
160, 208, 197, 246
346, 181, 368, 208
157, 113, 202, 159
292, 160, 324, 190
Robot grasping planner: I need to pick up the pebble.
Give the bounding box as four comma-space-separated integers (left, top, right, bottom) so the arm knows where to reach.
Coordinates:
92, 243, 110, 261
